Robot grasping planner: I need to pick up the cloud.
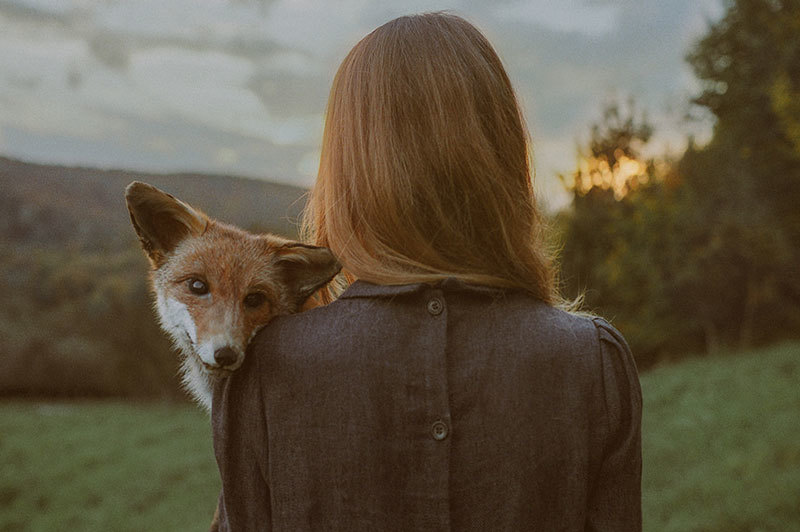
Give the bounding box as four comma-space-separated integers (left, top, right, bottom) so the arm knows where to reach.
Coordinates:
0, 0, 75, 24
88, 32, 130, 71
296, 149, 321, 180
495, 0, 620, 37
0, 26, 116, 139
127, 46, 319, 145
247, 68, 329, 118
261, 0, 372, 55
477, 0, 721, 183
0, 0, 723, 209
2, 113, 312, 185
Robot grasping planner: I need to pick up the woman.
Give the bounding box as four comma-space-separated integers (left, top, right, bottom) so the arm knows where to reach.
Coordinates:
212, 12, 641, 531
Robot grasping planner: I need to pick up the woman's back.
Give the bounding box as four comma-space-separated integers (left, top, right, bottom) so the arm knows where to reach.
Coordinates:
212, 12, 642, 531
213, 279, 641, 531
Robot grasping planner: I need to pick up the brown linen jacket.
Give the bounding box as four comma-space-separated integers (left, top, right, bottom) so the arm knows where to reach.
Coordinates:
212, 279, 642, 531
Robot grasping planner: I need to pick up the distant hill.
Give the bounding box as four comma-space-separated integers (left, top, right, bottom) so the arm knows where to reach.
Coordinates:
0, 156, 308, 251
0, 156, 310, 399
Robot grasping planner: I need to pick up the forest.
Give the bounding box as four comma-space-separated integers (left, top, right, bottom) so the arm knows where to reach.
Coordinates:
557, 0, 800, 366
1, 0, 798, 398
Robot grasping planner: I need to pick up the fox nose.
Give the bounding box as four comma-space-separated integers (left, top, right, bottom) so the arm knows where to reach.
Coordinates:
214, 347, 238, 367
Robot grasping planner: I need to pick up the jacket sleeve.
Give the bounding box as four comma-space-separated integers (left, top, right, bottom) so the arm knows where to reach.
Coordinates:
586, 318, 643, 532
211, 349, 272, 532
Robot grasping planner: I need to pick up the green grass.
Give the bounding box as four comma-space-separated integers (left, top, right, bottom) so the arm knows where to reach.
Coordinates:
0, 402, 219, 532
642, 341, 800, 531
1, 342, 798, 531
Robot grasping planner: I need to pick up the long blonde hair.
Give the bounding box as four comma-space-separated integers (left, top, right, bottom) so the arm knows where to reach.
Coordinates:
303, 12, 557, 304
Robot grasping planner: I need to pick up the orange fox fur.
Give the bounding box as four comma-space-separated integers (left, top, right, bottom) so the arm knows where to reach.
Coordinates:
125, 182, 340, 410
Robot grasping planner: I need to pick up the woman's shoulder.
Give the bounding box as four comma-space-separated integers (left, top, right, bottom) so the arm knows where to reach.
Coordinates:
250, 299, 343, 352
534, 305, 632, 358
536, 307, 640, 406
249, 285, 635, 374
495, 294, 597, 344
493, 295, 636, 371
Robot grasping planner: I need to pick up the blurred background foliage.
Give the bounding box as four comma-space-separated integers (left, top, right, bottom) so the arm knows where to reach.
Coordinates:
0, 158, 305, 399
558, 0, 800, 367
0, 0, 798, 399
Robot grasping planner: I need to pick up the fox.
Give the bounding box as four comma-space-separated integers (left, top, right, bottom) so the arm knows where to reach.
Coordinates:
125, 181, 340, 411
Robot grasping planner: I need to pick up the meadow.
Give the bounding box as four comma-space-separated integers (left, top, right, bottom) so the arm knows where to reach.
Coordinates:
0, 403, 219, 531
1, 342, 799, 531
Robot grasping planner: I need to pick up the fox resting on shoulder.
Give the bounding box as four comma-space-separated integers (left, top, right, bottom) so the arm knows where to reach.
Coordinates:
125, 182, 340, 410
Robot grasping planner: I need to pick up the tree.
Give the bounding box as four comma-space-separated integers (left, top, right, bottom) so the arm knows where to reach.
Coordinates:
687, 0, 800, 300
557, 1, 800, 365
684, 0, 800, 341
557, 99, 687, 365
672, 134, 793, 352
558, 98, 654, 304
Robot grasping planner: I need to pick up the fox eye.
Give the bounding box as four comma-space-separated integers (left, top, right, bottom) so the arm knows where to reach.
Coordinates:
187, 278, 209, 295
244, 292, 266, 308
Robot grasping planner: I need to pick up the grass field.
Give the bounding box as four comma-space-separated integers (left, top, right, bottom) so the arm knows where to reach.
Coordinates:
1, 342, 799, 531
642, 341, 800, 531
0, 403, 218, 532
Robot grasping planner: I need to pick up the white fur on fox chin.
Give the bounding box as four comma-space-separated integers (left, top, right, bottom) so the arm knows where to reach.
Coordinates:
181, 356, 214, 412
156, 295, 214, 411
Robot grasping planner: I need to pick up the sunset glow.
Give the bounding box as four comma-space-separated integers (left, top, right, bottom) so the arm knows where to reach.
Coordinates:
574, 151, 649, 200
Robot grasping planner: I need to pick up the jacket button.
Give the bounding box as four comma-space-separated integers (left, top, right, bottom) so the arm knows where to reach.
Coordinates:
431, 420, 449, 441
427, 297, 444, 316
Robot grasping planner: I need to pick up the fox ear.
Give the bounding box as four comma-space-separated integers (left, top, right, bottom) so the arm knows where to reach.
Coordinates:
125, 182, 208, 267
274, 244, 341, 307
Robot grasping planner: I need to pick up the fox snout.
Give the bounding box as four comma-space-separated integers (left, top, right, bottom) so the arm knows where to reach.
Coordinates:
193, 334, 247, 373
214, 347, 238, 367
155, 292, 250, 373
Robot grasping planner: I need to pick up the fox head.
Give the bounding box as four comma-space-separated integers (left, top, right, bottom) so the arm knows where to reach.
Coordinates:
125, 182, 340, 407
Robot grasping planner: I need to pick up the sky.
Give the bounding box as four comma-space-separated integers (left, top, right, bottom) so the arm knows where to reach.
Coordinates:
0, 0, 723, 209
